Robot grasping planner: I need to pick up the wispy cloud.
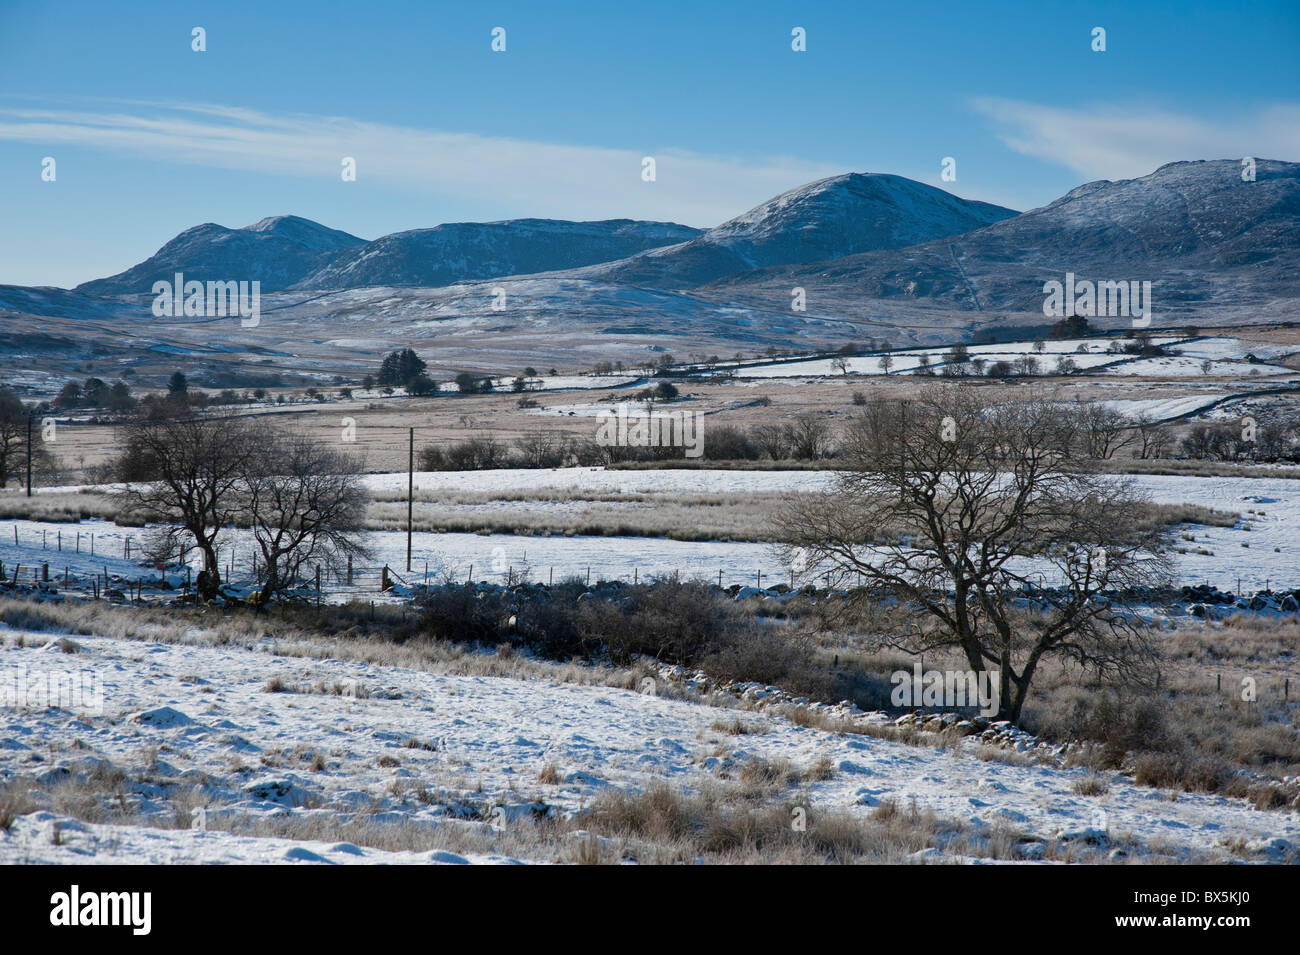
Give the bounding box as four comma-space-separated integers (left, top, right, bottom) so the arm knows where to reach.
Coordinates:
972, 97, 1300, 181
0, 100, 845, 227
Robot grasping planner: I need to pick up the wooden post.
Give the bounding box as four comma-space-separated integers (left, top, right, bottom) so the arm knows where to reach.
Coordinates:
42, 563, 48, 582
586, 566, 591, 586
57, 531, 61, 551
718, 569, 722, 587
349, 555, 355, 586
90, 534, 94, 556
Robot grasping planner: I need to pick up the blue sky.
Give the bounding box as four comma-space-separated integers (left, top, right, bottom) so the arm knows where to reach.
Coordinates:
1, 0, 1297, 287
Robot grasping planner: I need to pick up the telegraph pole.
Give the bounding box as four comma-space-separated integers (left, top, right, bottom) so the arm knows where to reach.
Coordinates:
25, 411, 33, 497
406, 427, 414, 572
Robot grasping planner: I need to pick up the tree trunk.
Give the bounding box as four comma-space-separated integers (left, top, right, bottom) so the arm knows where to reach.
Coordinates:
197, 540, 221, 601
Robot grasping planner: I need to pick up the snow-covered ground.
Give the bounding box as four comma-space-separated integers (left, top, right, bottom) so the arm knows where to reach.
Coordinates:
1, 630, 1295, 864
1101, 356, 1294, 377
721, 336, 1297, 380
6, 471, 1300, 591
1100, 394, 1232, 421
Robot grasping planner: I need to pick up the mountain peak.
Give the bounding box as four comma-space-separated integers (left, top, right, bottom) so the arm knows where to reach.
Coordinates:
561, 171, 1018, 289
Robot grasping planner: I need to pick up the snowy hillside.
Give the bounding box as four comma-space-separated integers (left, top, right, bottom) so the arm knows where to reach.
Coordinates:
561, 172, 1017, 289
707, 159, 1300, 319
75, 216, 367, 295
1, 627, 1295, 864
293, 219, 703, 291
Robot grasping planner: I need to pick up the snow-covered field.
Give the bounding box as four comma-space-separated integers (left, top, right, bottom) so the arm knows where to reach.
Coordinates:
1, 629, 1295, 864
6, 470, 1300, 593
1100, 394, 1231, 421
722, 336, 1297, 381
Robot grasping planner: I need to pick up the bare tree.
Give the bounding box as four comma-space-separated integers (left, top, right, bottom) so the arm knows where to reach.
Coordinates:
514, 430, 565, 468
1133, 414, 1170, 460
783, 414, 833, 460
0, 391, 34, 488
244, 435, 371, 599
115, 413, 266, 600
753, 424, 791, 461
777, 391, 1173, 723
1076, 401, 1136, 459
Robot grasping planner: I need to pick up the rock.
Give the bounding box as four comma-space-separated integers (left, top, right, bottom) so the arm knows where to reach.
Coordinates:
132, 706, 194, 728
1245, 837, 1294, 860
244, 777, 312, 806
1060, 826, 1108, 846
283, 847, 333, 864
1280, 595, 1299, 613
1015, 841, 1047, 860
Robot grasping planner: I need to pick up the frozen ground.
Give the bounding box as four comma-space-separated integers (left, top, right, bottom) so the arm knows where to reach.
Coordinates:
6, 471, 1300, 592
722, 336, 1297, 380
1, 629, 1295, 864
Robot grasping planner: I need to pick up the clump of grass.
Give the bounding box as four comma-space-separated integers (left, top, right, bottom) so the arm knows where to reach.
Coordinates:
537, 763, 560, 785
1072, 773, 1109, 796
711, 717, 767, 735
0, 783, 36, 832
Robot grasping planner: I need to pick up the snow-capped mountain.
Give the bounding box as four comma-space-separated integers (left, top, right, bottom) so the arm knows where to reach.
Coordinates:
291, 219, 703, 291
4, 160, 1298, 387
75, 216, 367, 295
73, 216, 703, 296
706, 159, 1300, 318
556, 173, 1018, 289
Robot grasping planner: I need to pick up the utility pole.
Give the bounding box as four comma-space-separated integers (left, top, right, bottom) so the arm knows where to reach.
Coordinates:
406, 426, 414, 572
26, 411, 33, 497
